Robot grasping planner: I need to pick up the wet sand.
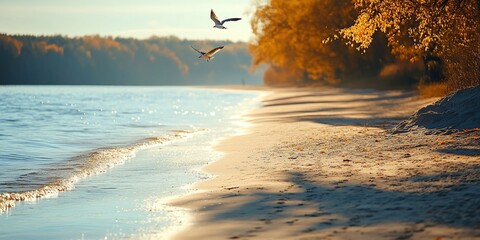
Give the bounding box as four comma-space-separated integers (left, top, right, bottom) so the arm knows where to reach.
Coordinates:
171, 87, 480, 239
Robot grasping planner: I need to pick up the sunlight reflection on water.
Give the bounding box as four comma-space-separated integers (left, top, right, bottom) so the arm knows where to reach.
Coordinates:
0, 86, 262, 239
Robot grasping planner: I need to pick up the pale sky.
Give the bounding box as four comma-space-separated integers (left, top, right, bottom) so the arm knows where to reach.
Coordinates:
0, 0, 255, 42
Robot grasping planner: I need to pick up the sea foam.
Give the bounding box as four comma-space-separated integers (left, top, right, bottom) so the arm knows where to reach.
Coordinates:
0, 130, 198, 213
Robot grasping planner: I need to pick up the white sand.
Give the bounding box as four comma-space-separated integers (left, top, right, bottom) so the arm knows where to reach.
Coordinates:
171, 87, 480, 239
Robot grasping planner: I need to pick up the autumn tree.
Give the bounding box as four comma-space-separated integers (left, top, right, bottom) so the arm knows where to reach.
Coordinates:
341, 0, 480, 93
249, 0, 393, 86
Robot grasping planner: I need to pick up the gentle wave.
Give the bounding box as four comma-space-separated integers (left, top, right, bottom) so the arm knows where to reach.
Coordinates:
0, 130, 199, 214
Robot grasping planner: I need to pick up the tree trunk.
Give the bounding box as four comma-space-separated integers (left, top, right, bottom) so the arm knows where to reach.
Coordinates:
422, 55, 444, 84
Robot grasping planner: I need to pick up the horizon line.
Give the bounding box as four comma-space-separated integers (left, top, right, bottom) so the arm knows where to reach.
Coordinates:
1, 32, 251, 43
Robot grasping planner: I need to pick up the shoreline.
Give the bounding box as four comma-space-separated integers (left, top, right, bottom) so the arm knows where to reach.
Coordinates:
0, 86, 266, 239
170, 87, 480, 239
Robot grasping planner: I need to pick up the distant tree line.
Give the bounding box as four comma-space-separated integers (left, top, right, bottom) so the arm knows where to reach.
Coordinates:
0, 34, 262, 85
250, 0, 480, 95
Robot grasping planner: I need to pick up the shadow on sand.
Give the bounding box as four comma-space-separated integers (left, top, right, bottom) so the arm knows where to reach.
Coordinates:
262, 90, 416, 108
201, 170, 480, 237
252, 89, 419, 129
176, 88, 480, 239
437, 148, 480, 156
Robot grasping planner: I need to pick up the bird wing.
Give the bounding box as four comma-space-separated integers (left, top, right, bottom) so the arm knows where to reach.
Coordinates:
206, 46, 224, 57
191, 45, 205, 55
210, 9, 222, 25
221, 18, 242, 25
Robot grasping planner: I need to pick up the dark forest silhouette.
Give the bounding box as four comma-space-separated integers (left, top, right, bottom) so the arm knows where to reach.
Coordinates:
0, 34, 262, 85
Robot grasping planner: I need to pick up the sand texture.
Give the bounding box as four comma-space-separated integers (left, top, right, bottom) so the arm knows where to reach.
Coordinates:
171, 87, 480, 240
394, 86, 480, 134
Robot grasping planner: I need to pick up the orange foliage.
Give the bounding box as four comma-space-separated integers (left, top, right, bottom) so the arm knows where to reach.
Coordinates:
82, 35, 128, 52
342, 0, 480, 93
0, 35, 23, 56
263, 65, 303, 86
144, 43, 189, 75
34, 41, 64, 55
162, 49, 189, 75
1, 34, 256, 85
342, 0, 480, 60
250, 0, 358, 85
443, 30, 480, 92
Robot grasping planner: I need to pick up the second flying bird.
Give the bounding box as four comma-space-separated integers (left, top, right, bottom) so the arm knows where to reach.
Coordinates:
191, 9, 241, 61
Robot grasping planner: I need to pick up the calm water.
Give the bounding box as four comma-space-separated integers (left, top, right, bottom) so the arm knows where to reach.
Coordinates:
0, 86, 262, 239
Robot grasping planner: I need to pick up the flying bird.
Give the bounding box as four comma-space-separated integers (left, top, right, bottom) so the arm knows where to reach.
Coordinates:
210, 9, 241, 29
191, 45, 224, 62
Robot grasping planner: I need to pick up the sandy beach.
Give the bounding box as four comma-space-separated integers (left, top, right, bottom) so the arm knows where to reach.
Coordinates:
171, 87, 480, 240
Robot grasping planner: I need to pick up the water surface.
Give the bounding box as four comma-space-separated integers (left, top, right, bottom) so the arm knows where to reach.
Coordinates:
0, 86, 261, 239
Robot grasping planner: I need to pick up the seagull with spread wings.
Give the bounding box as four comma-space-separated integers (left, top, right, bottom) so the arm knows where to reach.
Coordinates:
191, 45, 224, 62
210, 9, 241, 29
